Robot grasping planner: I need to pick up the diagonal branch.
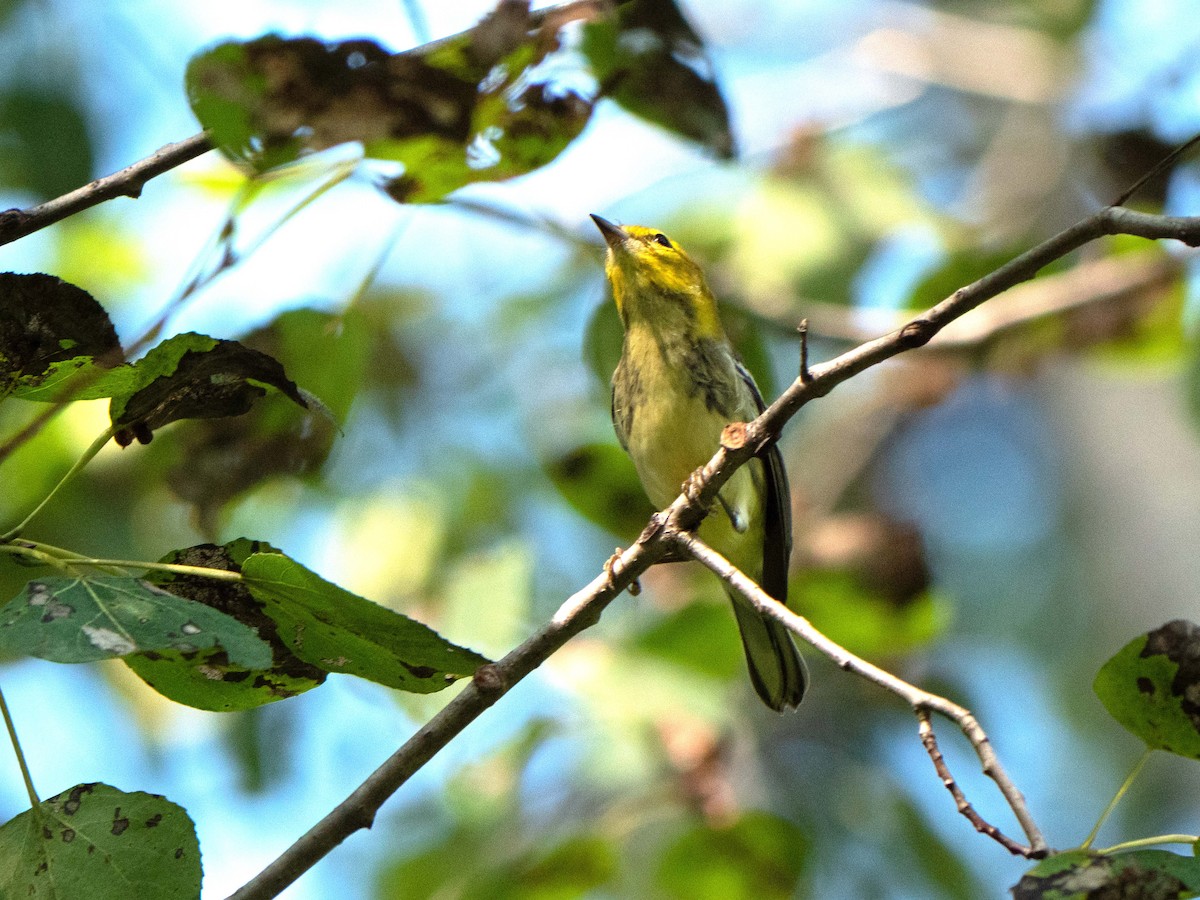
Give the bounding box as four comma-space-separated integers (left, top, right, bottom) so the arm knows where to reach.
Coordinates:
0, 133, 214, 248
674, 530, 1047, 857
228, 203, 1200, 898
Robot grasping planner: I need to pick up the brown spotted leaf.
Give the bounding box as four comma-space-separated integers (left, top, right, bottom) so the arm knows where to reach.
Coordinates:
0, 575, 271, 668
125, 539, 325, 712
0, 783, 200, 900
109, 332, 307, 447
1013, 849, 1200, 900
1094, 620, 1200, 759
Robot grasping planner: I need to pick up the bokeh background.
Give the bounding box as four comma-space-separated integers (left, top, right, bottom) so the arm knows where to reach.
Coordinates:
2, 0, 1200, 896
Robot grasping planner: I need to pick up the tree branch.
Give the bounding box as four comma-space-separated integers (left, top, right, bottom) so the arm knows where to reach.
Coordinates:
674, 530, 1047, 857
0, 133, 214, 248
227, 202, 1200, 897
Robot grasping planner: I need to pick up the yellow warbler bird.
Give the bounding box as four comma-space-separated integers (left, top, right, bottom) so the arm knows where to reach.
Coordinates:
591, 214, 807, 711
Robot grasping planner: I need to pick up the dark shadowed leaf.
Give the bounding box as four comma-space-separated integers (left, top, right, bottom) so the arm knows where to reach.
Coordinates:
582, 0, 734, 158
1094, 620, 1200, 759
187, 4, 595, 200
0, 273, 124, 400
545, 442, 654, 541
1013, 848, 1200, 900
0, 574, 271, 668
125, 540, 325, 711
109, 332, 307, 446
656, 811, 807, 899
0, 783, 200, 900
241, 550, 490, 692
155, 309, 364, 532
0, 89, 94, 199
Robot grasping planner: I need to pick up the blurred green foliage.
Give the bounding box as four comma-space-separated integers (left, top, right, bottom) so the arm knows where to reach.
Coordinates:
1, 0, 1200, 898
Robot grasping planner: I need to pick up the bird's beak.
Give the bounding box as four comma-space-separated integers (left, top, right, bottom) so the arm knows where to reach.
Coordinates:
590, 214, 627, 250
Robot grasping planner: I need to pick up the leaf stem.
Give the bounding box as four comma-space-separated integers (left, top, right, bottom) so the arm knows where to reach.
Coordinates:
0, 427, 114, 541
0, 540, 242, 582
1094, 834, 1199, 854
1080, 748, 1153, 850
0, 684, 39, 807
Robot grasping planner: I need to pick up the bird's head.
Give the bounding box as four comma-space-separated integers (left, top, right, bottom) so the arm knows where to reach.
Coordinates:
590, 214, 722, 337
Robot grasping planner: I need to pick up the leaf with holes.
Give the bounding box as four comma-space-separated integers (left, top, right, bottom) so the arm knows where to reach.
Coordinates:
240, 551, 490, 692
0, 272, 126, 401
0, 783, 200, 900
0, 575, 271, 667
125, 539, 325, 711
1094, 619, 1200, 759
1013, 849, 1200, 900
108, 332, 307, 446
187, 4, 596, 200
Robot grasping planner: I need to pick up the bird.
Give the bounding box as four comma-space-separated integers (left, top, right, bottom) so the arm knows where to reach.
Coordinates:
591, 213, 807, 711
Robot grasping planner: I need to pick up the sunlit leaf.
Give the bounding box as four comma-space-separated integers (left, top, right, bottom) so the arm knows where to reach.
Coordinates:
241, 550, 490, 692
109, 332, 308, 447
0, 273, 124, 401
581, 0, 734, 158
797, 571, 946, 659
125, 540, 325, 712
655, 811, 807, 899
1013, 848, 1200, 900
1093, 620, 1200, 759
0, 783, 200, 900
0, 574, 271, 667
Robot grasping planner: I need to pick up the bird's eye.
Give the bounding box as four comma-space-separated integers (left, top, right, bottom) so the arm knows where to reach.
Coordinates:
651, 233, 672, 248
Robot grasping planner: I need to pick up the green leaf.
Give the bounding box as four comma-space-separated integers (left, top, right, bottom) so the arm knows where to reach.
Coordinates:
1094, 620, 1200, 759
108, 332, 307, 446
1013, 848, 1200, 900
0, 574, 271, 667
797, 571, 946, 659
241, 550, 490, 692
466, 835, 619, 900
631, 600, 742, 681
0, 89, 94, 200
582, 297, 623, 388
544, 442, 654, 541
0, 273, 124, 400
655, 811, 807, 900
0, 783, 200, 900
125, 540, 325, 711
581, 0, 734, 158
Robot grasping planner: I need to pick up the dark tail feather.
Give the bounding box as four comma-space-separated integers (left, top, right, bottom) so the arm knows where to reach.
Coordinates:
730, 594, 808, 711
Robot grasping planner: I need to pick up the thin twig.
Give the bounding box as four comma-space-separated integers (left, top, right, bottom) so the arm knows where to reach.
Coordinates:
0, 133, 213, 248
674, 530, 1048, 857
1112, 131, 1200, 208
